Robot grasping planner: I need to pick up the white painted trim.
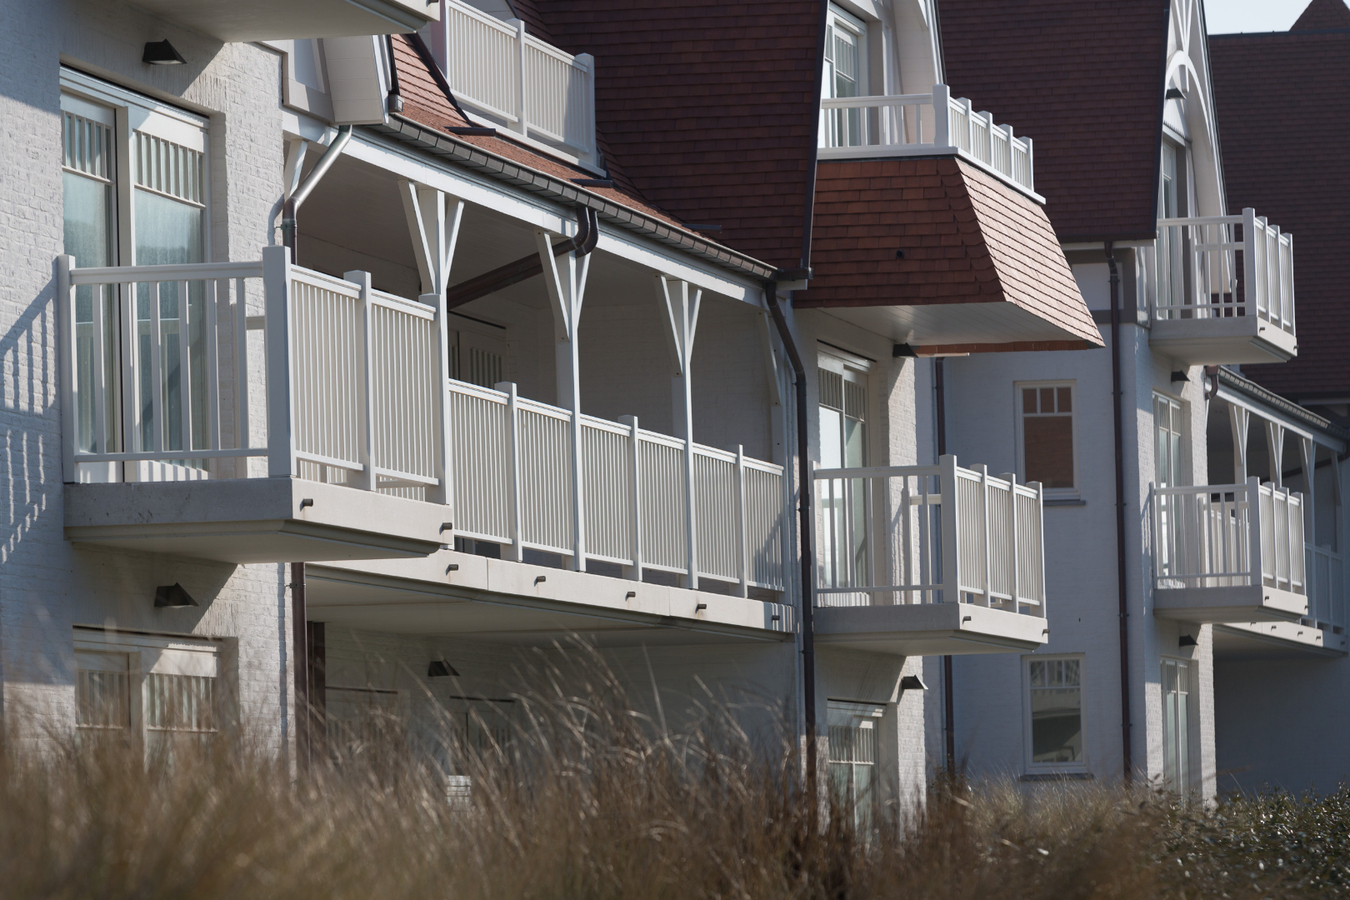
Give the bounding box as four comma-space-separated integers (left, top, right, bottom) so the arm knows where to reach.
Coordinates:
1021, 652, 1091, 775
1216, 385, 1346, 453
1014, 380, 1080, 500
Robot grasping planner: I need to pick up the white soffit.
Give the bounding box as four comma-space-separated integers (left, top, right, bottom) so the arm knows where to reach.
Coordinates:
127, 0, 437, 42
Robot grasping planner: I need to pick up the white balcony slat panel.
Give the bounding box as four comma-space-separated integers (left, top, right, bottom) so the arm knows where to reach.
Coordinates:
517, 400, 572, 554
448, 383, 512, 543
694, 449, 738, 582
745, 464, 785, 590
581, 417, 632, 564
639, 435, 687, 573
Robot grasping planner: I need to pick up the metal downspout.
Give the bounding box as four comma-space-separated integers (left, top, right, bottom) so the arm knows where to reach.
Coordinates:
1106, 240, 1133, 782
281, 124, 354, 260
765, 282, 818, 829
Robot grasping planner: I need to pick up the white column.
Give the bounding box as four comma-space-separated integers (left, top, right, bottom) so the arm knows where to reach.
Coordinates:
1228, 404, 1250, 484
399, 181, 464, 298
1266, 420, 1286, 488
263, 245, 296, 479
656, 274, 702, 589
538, 229, 590, 571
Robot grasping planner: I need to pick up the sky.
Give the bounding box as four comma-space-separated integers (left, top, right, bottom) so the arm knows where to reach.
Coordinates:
1205, 0, 1330, 33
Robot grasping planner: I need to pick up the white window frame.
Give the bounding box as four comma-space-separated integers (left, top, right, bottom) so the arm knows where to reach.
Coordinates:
1160, 656, 1197, 795
1022, 653, 1089, 775
73, 626, 229, 757
1014, 380, 1079, 499
826, 699, 885, 827
1153, 391, 1188, 488
822, 4, 870, 149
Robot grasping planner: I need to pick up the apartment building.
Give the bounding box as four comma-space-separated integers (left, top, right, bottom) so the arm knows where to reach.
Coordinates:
933, 0, 1345, 799
1207, 0, 1350, 794
1, 0, 1108, 815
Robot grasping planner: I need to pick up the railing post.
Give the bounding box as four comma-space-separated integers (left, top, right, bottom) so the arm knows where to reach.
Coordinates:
1001, 473, 1019, 611
497, 381, 525, 562
1026, 136, 1035, 192
427, 291, 453, 508
1242, 207, 1261, 320
736, 445, 749, 599
939, 454, 960, 604
976, 464, 991, 606
1247, 476, 1263, 589
263, 245, 295, 479
1031, 480, 1046, 616
511, 18, 528, 137
345, 271, 376, 491
56, 255, 77, 484
575, 52, 597, 167
619, 415, 643, 581
932, 83, 951, 148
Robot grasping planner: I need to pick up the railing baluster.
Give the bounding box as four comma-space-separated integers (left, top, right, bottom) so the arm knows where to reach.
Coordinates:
204, 280, 219, 454
57, 256, 77, 481
235, 277, 249, 457
178, 280, 192, 456
148, 280, 164, 456
497, 381, 525, 562
736, 445, 748, 599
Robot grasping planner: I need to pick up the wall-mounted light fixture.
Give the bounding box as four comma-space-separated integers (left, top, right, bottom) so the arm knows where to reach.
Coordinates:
1165, 87, 1184, 100
900, 674, 928, 692
154, 583, 198, 608
428, 659, 460, 678
143, 40, 186, 66
1171, 370, 1189, 383
1178, 634, 1198, 648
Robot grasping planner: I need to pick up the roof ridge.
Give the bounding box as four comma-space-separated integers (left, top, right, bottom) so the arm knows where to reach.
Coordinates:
1293, 0, 1350, 30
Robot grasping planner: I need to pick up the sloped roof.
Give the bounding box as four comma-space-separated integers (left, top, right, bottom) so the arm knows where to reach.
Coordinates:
1211, 14, 1350, 400
387, 34, 774, 278
796, 157, 1102, 353
539, 0, 823, 272
939, 0, 1170, 243
1292, 0, 1350, 31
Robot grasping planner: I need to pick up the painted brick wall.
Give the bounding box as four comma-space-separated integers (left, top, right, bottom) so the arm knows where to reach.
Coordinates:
0, 0, 290, 749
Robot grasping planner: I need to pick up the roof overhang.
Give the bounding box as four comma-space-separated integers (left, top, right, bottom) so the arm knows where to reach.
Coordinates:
797, 157, 1103, 354
127, 0, 438, 41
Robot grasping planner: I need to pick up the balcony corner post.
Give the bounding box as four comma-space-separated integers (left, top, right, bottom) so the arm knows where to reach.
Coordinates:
428, 291, 453, 508
619, 414, 643, 581
1242, 207, 1260, 319
1247, 476, 1263, 589
263, 245, 296, 479
345, 270, 376, 491
939, 454, 960, 603
575, 52, 597, 167
977, 464, 992, 607
932, 83, 951, 149
1001, 472, 1020, 611
1032, 480, 1046, 617
496, 381, 525, 563
512, 18, 528, 137
56, 255, 77, 484
736, 445, 749, 599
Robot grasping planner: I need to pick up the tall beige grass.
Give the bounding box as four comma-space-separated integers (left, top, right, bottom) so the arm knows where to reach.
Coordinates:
0, 650, 1332, 899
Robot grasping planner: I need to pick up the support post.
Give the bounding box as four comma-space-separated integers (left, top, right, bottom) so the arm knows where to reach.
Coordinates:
427, 291, 453, 507
737, 445, 749, 598
346, 270, 376, 490
1247, 476, 1264, 587
1266, 420, 1286, 488
497, 381, 525, 562
1001, 472, 1020, 610
620, 415, 643, 581
939, 454, 960, 603
1229, 404, 1250, 484
399, 181, 464, 298
656, 274, 702, 588
57, 255, 77, 483
263, 245, 296, 479
538, 229, 590, 571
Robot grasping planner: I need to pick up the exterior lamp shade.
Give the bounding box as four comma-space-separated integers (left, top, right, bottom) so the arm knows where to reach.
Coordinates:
1178, 634, 1198, 647
143, 40, 186, 65
900, 674, 928, 691
428, 659, 460, 678
154, 583, 198, 608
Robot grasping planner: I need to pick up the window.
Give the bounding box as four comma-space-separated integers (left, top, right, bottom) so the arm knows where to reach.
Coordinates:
1156, 141, 1189, 313
819, 351, 870, 599
1025, 656, 1085, 770
1161, 658, 1193, 795
822, 5, 868, 148
1017, 382, 1077, 494
74, 628, 225, 761
61, 68, 210, 473
1154, 393, 1187, 579
828, 701, 883, 829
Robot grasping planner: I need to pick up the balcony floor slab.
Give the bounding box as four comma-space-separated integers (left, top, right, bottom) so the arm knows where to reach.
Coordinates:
1214, 621, 1347, 660
305, 551, 795, 647
813, 602, 1047, 656
1153, 584, 1307, 623
1149, 317, 1297, 366
64, 479, 448, 564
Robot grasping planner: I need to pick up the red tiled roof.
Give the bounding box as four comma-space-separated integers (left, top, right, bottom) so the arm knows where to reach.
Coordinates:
1211, 21, 1350, 400
796, 158, 1101, 352
939, 0, 1170, 244
539, 0, 823, 272
391, 33, 717, 245
1292, 0, 1350, 31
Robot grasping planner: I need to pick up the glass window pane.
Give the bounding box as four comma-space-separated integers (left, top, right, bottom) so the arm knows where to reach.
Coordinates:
1022, 388, 1038, 414
1039, 387, 1055, 413
1057, 387, 1072, 413
1023, 416, 1074, 489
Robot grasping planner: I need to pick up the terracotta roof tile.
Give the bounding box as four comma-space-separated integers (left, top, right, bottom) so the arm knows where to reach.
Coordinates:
796, 158, 1101, 350
939, 0, 1169, 243
1211, 23, 1350, 400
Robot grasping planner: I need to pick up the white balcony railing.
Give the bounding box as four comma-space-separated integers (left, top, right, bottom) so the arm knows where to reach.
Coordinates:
819, 84, 1035, 194
814, 457, 1046, 615
57, 250, 785, 594
1154, 209, 1296, 339
1306, 545, 1346, 633
441, 0, 597, 167
1153, 479, 1305, 595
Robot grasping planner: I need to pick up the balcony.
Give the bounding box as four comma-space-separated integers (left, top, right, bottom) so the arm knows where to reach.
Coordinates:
1152, 479, 1308, 623
57, 250, 787, 592
1214, 545, 1349, 658
812, 458, 1049, 656
127, 0, 437, 41
819, 84, 1036, 196
1149, 210, 1297, 365
439, 0, 597, 168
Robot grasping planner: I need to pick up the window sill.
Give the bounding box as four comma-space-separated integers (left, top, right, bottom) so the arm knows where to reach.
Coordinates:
1020, 771, 1094, 782
1043, 498, 1086, 507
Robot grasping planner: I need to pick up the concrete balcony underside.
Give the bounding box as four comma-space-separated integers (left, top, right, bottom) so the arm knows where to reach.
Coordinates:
64, 479, 448, 564
1214, 621, 1348, 661
813, 603, 1048, 657
1153, 584, 1307, 624
126, 0, 437, 41
306, 551, 796, 647
1149, 316, 1298, 366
